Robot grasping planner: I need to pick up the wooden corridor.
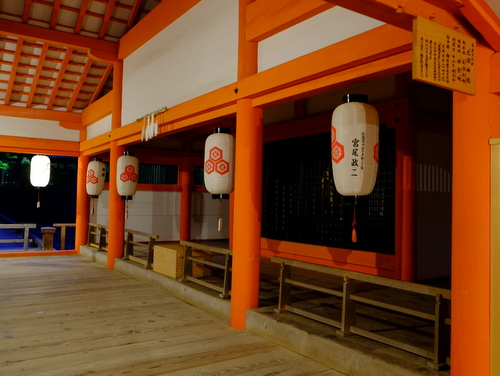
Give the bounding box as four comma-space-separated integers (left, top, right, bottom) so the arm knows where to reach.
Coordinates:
0, 256, 343, 376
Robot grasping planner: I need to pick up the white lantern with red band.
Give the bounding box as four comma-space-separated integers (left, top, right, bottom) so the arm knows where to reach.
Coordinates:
331, 94, 379, 196
86, 158, 106, 198
204, 128, 234, 232
116, 151, 139, 200
30, 155, 51, 188
204, 128, 235, 198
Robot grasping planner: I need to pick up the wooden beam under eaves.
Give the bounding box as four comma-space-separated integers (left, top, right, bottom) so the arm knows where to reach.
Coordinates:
99, 0, 116, 39
0, 19, 118, 62
47, 47, 73, 111
323, 0, 468, 34
26, 43, 49, 108
460, 0, 500, 51
5, 39, 23, 106
50, 0, 63, 29
67, 58, 93, 112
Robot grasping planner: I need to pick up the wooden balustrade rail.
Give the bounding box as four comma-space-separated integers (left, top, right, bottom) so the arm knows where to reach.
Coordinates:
123, 229, 159, 269
271, 256, 451, 370
0, 224, 36, 250
87, 223, 108, 252
53, 223, 76, 250
179, 241, 232, 299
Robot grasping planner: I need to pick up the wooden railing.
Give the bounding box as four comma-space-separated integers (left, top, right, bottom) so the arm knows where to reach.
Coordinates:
0, 224, 36, 250
123, 229, 159, 269
87, 223, 108, 252
180, 240, 232, 299
271, 256, 451, 370
53, 223, 76, 250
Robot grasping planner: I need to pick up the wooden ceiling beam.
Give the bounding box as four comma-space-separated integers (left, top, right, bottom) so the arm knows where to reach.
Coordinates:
27, 43, 49, 108
460, 0, 500, 50
74, 0, 90, 34
68, 58, 93, 112
323, 0, 469, 34
4, 39, 24, 106
0, 18, 118, 62
99, 0, 116, 39
22, 0, 33, 23
90, 63, 113, 103
50, 0, 62, 29
47, 47, 73, 110
0, 104, 81, 122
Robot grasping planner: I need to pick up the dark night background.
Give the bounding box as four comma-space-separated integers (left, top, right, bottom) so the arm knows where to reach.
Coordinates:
0, 153, 77, 249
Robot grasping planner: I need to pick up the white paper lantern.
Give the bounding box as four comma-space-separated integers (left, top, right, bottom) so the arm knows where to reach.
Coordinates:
331, 94, 379, 196
30, 155, 50, 188
86, 158, 106, 198
116, 151, 139, 200
204, 128, 235, 197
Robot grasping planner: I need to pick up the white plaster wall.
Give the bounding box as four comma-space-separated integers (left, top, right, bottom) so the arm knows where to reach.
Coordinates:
122, 0, 239, 125
89, 189, 229, 241
86, 114, 112, 139
258, 7, 384, 72
191, 192, 230, 240
0, 115, 80, 141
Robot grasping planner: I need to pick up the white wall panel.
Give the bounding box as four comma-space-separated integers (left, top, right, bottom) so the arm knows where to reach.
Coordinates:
0, 115, 80, 141
191, 192, 229, 240
86, 114, 112, 140
122, 0, 239, 126
258, 7, 384, 72
90, 190, 229, 242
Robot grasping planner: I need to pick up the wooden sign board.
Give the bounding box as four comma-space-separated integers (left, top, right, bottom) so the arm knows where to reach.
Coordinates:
413, 16, 476, 95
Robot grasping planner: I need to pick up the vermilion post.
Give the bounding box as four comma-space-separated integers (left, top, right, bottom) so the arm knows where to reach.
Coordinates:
74, 155, 90, 252
107, 142, 125, 269
451, 44, 491, 376
107, 61, 125, 269
229, 0, 260, 329
230, 99, 263, 329
179, 158, 192, 240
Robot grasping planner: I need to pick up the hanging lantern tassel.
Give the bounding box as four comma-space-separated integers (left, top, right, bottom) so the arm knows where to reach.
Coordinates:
351, 198, 358, 243
218, 199, 223, 232
125, 200, 129, 220
91, 198, 95, 215
37, 188, 41, 208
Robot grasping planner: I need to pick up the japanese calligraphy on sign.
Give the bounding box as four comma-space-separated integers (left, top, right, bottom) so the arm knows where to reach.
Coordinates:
412, 16, 476, 95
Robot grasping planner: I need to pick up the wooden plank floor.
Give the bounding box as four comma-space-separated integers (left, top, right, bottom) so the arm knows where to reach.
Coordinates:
0, 256, 344, 376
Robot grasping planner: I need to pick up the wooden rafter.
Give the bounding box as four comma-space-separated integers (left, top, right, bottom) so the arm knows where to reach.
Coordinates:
47, 47, 73, 110
26, 43, 49, 108
50, 0, 63, 29
322, 0, 469, 34
90, 63, 113, 103
22, 0, 33, 23
67, 57, 94, 111
4, 39, 24, 106
75, 0, 91, 34
126, 1, 144, 31
99, 0, 117, 39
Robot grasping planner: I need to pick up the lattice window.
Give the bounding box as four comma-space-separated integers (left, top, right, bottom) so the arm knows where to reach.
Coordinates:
262, 126, 395, 254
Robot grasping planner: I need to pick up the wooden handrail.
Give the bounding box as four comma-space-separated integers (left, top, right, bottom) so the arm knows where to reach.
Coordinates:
123, 229, 159, 269
87, 223, 108, 252
179, 241, 232, 299
0, 223, 36, 250
53, 223, 75, 250
271, 256, 451, 370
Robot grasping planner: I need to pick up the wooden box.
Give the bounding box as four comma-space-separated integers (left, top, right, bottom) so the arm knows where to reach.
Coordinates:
153, 244, 212, 279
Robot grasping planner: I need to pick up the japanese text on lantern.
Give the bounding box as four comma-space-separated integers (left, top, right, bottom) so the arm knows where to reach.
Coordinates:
412, 16, 476, 95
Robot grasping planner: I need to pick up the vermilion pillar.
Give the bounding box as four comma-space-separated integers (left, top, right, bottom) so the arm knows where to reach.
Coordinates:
451, 44, 491, 376
107, 61, 125, 269
230, 99, 263, 329
74, 155, 90, 251
107, 142, 125, 268
179, 158, 192, 240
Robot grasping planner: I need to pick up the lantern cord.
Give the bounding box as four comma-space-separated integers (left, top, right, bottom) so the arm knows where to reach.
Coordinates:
37, 189, 41, 208
125, 200, 129, 220
352, 199, 357, 243
218, 199, 223, 232
91, 199, 95, 215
